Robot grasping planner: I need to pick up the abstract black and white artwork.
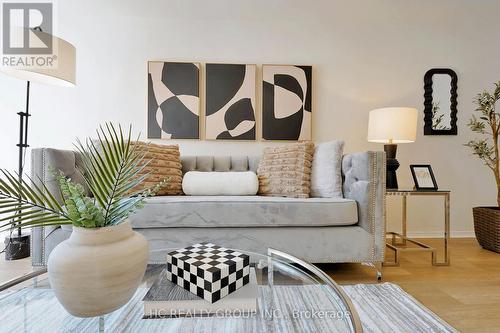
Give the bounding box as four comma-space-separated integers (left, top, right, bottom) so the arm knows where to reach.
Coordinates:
205, 64, 256, 140
148, 62, 200, 139
262, 65, 312, 140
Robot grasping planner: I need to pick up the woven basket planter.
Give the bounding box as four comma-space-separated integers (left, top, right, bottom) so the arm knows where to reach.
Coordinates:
473, 207, 500, 253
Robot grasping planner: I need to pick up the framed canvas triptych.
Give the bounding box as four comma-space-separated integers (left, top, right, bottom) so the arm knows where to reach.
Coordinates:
148, 62, 200, 139
147, 62, 312, 141
205, 64, 256, 140
262, 65, 312, 141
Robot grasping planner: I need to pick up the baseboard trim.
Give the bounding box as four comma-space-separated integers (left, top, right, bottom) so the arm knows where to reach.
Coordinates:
387, 231, 475, 238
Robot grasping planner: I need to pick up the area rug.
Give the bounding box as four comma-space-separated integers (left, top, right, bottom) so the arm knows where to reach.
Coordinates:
0, 282, 456, 332
343, 283, 457, 333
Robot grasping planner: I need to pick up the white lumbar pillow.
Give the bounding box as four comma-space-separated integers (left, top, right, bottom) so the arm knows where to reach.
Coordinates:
310, 140, 345, 198
182, 171, 259, 196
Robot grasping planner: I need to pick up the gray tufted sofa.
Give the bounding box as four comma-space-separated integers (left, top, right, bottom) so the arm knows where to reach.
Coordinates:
31, 148, 385, 276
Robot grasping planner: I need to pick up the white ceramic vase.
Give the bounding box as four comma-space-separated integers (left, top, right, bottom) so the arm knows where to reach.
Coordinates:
48, 221, 148, 317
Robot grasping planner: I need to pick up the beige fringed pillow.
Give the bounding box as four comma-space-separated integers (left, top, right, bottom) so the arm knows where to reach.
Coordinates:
257, 142, 315, 198
130, 142, 183, 196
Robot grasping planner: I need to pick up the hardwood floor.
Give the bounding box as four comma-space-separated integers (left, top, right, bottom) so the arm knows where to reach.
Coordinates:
0, 256, 32, 285
1, 238, 499, 332
319, 238, 500, 333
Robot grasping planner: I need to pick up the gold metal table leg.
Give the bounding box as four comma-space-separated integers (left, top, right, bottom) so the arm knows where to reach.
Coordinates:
383, 241, 400, 267
433, 192, 451, 266
402, 194, 407, 245
384, 192, 451, 267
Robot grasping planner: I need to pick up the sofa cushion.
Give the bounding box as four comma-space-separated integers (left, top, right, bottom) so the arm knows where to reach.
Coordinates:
130, 142, 183, 195
181, 156, 259, 173
213, 157, 231, 172
257, 142, 315, 198
231, 156, 249, 171
130, 195, 358, 228
311, 140, 345, 198
182, 171, 259, 196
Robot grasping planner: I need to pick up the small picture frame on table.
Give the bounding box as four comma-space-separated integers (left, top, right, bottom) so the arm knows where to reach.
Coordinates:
410, 165, 438, 191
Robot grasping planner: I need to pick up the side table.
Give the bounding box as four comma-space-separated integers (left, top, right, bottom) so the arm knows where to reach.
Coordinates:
384, 189, 450, 266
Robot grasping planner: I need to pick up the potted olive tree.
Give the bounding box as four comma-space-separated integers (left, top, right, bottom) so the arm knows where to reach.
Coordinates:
465, 82, 500, 253
0, 123, 164, 317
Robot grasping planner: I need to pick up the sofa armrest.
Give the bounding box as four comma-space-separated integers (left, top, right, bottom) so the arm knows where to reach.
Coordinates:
30, 148, 86, 266
342, 151, 386, 262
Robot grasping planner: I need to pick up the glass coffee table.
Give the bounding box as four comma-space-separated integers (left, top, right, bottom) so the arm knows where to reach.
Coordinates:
0, 248, 362, 332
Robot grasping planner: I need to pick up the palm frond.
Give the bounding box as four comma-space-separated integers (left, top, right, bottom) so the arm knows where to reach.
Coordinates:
0, 123, 162, 231
0, 170, 71, 231
74, 123, 151, 226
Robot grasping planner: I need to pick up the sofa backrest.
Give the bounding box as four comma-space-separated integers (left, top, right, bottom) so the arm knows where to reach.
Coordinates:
180, 156, 261, 174
31, 148, 89, 204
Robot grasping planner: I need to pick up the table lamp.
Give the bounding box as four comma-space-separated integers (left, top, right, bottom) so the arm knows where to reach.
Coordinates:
0, 28, 76, 260
367, 107, 418, 189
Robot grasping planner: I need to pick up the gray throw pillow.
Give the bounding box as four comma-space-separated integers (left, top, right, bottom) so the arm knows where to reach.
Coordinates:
310, 140, 345, 198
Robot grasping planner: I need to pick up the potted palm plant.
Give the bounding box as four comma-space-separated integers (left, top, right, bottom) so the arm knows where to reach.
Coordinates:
465, 82, 500, 253
0, 123, 163, 317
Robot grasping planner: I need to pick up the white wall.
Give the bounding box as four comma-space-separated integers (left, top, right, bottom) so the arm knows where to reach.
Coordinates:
1, 0, 500, 237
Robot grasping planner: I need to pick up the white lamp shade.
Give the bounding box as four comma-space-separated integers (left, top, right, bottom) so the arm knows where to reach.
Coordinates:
0, 29, 75, 87
367, 107, 418, 144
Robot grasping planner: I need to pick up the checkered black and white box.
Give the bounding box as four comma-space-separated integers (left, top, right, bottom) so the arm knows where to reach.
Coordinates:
166, 242, 250, 303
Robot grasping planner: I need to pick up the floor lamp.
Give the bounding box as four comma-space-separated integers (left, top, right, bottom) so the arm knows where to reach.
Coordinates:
1, 28, 76, 260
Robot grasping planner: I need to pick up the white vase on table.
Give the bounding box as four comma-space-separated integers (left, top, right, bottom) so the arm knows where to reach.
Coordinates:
48, 220, 148, 317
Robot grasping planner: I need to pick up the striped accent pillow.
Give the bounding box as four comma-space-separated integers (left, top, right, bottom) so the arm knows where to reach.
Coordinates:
257, 142, 315, 198
130, 142, 183, 196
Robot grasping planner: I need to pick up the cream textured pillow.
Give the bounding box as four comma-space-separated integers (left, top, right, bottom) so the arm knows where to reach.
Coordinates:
130, 142, 183, 196
257, 142, 315, 198
310, 140, 345, 198
182, 171, 259, 196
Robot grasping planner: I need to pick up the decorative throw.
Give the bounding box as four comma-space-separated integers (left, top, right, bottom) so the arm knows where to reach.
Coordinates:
257, 142, 315, 198
130, 142, 183, 195
310, 140, 345, 198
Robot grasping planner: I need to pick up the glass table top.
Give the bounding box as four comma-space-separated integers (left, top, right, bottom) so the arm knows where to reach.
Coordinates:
387, 188, 450, 193
0, 248, 361, 333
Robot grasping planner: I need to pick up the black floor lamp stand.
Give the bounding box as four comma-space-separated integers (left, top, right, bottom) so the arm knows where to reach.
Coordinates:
4, 81, 31, 260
